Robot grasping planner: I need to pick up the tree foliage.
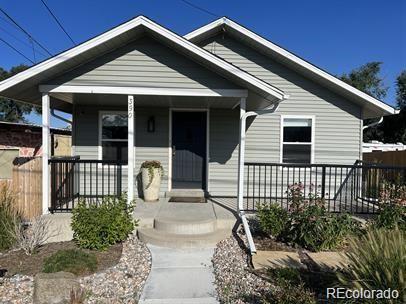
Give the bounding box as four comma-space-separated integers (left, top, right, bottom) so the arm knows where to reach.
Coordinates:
0, 65, 39, 123
340, 62, 406, 143
340, 62, 388, 100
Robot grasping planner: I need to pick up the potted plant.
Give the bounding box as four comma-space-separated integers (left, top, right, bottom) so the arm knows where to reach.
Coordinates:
140, 161, 164, 201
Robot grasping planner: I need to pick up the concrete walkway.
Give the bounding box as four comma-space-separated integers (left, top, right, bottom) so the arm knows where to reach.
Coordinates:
139, 245, 218, 304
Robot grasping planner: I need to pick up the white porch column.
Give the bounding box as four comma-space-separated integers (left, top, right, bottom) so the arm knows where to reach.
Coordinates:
127, 95, 135, 204
237, 97, 246, 211
42, 93, 50, 214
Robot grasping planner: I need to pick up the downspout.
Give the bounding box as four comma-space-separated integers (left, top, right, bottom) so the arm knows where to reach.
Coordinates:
237, 97, 287, 255
362, 116, 383, 130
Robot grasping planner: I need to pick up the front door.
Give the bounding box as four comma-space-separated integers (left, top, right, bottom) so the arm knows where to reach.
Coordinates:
172, 111, 206, 189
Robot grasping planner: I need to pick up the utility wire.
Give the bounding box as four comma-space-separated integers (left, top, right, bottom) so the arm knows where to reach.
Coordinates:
0, 24, 47, 57
179, 0, 220, 18
0, 36, 34, 63
0, 7, 52, 56
40, 0, 75, 45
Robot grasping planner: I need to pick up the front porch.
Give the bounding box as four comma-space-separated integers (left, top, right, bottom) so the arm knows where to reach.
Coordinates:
47, 156, 406, 215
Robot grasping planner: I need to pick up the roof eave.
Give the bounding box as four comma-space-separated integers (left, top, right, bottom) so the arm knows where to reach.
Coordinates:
185, 17, 397, 117
0, 16, 286, 106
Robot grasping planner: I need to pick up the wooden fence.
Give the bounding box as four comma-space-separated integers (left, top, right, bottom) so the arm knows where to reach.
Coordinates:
363, 150, 406, 167
9, 157, 42, 220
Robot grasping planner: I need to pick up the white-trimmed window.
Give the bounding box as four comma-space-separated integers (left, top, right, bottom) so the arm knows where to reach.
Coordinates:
99, 112, 128, 162
281, 116, 314, 164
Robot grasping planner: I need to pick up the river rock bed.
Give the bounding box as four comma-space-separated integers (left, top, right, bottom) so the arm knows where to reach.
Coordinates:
0, 235, 151, 304
212, 227, 271, 303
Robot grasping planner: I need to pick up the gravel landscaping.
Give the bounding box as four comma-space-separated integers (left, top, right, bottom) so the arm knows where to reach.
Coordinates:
80, 235, 151, 303
0, 235, 151, 303
212, 227, 271, 304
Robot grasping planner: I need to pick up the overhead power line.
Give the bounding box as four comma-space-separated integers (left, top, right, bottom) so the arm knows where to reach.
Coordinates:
0, 36, 34, 63
0, 7, 52, 56
0, 24, 47, 57
40, 0, 75, 45
179, 0, 220, 18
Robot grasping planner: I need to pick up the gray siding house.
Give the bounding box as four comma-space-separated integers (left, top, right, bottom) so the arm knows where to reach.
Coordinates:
0, 16, 396, 215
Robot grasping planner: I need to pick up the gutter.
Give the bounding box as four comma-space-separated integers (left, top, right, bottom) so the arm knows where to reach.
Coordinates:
51, 109, 72, 125
237, 99, 285, 255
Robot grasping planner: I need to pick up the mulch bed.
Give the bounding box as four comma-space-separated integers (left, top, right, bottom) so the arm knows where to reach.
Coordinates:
252, 233, 297, 252
0, 241, 122, 277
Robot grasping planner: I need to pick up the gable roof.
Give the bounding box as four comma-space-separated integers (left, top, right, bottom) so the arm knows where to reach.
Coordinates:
185, 17, 397, 118
0, 16, 287, 112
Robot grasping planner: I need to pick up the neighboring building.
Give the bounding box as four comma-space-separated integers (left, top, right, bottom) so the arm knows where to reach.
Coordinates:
0, 121, 71, 179
363, 141, 406, 153
0, 16, 397, 212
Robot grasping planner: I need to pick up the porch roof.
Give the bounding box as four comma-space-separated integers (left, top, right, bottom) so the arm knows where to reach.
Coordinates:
0, 16, 287, 113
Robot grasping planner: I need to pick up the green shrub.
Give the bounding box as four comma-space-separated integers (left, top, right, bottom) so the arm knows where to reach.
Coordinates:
0, 183, 19, 251
71, 195, 136, 250
338, 228, 406, 303
287, 204, 358, 252
257, 203, 288, 238
373, 203, 406, 231
43, 249, 97, 276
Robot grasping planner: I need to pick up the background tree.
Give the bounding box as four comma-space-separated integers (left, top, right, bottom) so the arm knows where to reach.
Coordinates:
0, 65, 39, 123
340, 62, 388, 142
380, 71, 406, 143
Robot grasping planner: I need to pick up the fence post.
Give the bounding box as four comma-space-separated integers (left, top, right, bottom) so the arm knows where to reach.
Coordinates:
321, 166, 326, 198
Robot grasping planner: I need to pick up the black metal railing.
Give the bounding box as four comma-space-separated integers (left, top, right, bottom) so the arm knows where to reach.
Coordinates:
244, 161, 406, 214
49, 157, 125, 212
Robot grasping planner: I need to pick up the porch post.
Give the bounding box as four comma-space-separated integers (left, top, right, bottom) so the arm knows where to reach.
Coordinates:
237, 97, 246, 211
42, 93, 50, 214
127, 95, 135, 204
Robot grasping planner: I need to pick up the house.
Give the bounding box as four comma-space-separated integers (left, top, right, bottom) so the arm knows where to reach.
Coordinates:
0, 16, 397, 219
0, 121, 71, 179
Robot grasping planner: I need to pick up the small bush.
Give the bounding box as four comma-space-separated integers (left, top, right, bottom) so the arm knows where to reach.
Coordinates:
373, 182, 406, 231
71, 195, 136, 250
287, 204, 358, 252
257, 203, 288, 238
7, 216, 54, 255
43, 249, 97, 276
373, 203, 406, 231
338, 228, 406, 303
0, 183, 19, 251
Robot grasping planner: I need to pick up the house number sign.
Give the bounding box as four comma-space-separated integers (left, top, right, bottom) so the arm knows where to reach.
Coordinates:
128, 96, 134, 118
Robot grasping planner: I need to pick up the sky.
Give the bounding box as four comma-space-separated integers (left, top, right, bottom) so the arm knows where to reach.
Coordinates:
0, 0, 404, 128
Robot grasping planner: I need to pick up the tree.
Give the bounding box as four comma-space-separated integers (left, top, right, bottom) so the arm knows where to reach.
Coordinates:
340, 62, 388, 100
396, 71, 406, 110
380, 71, 406, 143
0, 64, 39, 123
340, 62, 388, 142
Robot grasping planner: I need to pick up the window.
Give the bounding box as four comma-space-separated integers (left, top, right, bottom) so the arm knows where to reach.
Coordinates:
100, 113, 128, 162
281, 117, 313, 164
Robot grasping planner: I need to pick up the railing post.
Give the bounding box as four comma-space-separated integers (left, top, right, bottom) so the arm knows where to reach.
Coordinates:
321, 165, 326, 198
117, 164, 122, 196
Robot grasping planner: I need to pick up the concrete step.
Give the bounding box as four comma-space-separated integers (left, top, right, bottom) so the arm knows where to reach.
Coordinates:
137, 228, 230, 248
165, 189, 205, 198
154, 217, 217, 235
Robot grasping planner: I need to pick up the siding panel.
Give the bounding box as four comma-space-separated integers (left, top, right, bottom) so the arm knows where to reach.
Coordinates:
49, 36, 240, 91
73, 104, 169, 197
202, 35, 362, 196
